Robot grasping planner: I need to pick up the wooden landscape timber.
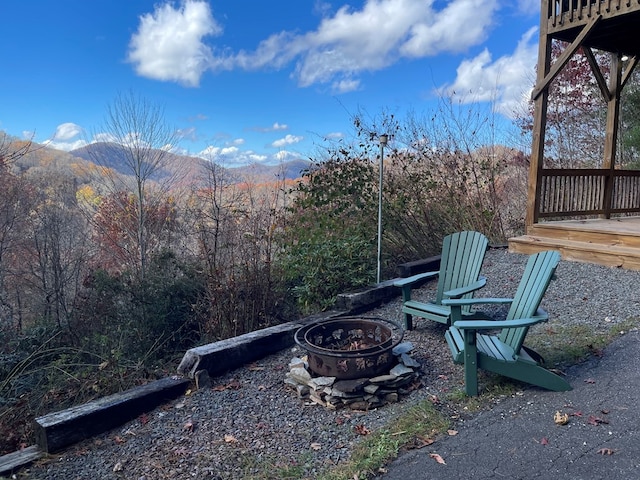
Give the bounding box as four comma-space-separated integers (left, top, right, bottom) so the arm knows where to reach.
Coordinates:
33, 376, 191, 454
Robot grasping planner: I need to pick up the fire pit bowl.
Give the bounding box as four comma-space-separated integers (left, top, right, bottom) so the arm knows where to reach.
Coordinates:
294, 316, 404, 380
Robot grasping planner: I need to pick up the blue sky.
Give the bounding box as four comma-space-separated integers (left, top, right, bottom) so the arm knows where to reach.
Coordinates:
0, 0, 541, 166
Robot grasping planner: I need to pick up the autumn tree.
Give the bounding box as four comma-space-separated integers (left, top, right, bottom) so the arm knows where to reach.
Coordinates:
19, 171, 90, 330
517, 42, 609, 167
185, 159, 293, 338
85, 91, 182, 280
0, 132, 34, 332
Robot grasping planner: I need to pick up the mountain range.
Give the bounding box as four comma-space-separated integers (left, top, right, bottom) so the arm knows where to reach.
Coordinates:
13, 140, 311, 188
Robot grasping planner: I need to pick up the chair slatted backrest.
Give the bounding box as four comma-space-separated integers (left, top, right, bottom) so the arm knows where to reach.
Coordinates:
499, 250, 561, 352
436, 231, 489, 312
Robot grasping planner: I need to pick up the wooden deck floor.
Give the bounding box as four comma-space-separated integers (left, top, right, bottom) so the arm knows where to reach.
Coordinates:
508, 217, 640, 270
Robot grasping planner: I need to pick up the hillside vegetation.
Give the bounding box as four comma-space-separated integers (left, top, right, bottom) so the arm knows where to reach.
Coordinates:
0, 101, 528, 454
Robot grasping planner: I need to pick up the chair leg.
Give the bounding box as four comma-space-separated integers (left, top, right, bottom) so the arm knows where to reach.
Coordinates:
403, 313, 413, 331
463, 329, 479, 396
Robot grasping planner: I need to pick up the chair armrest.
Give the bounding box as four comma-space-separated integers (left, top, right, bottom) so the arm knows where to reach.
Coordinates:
393, 270, 439, 288
442, 297, 513, 307
443, 276, 486, 299
453, 313, 548, 330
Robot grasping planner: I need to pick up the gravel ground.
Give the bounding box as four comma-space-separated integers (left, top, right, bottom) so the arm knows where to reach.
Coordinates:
19, 248, 640, 480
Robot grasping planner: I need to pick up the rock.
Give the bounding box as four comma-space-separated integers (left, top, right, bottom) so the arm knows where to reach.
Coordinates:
333, 378, 368, 393
400, 353, 421, 368
364, 384, 379, 394
390, 364, 413, 377
289, 357, 306, 369
384, 392, 399, 403
283, 375, 299, 388
289, 367, 312, 384
195, 370, 211, 390
308, 376, 336, 389
392, 342, 414, 355
369, 374, 396, 383
348, 401, 371, 411
296, 384, 310, 398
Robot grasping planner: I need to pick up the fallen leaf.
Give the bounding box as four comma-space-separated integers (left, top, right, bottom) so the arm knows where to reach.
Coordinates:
354, 424, 371, 436
584, 378, 596, 384
414, 435, 435, 448
540, 437, 549, 445
588, 415, 609, 426
114, 436, 126, 445
212, 379, 242, 391
139, 413, 149, 425
429, 453, 446, 465
447, 429, 458, 436
570, 411, 583, 417
310, 442, 321, 451
224, 434, 237, 443
597, 448, 615, 455
183, 420, 194, 432
554, 411, 569, 425
257, 385, 267, 391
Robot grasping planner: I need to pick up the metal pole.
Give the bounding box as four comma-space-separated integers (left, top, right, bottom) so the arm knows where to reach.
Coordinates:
377, 134, 388, 284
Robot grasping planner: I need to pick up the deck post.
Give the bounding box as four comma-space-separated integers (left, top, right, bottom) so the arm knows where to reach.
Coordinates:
601, 52, 623, 218
527, 0, 553, 227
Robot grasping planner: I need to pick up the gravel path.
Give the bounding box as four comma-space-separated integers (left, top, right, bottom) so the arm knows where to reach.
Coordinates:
20, 249, 640, 479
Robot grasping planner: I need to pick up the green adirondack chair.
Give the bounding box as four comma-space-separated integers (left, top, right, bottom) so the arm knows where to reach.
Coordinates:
393, 231, 489, 330
443, 250, 571, 396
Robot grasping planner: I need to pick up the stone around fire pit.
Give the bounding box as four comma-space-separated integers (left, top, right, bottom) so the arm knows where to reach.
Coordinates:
284, 341, 421, 410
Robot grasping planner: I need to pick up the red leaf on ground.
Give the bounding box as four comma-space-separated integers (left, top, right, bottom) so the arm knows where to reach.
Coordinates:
429, 453, 446, 464
588, 415, 609, 426
540, 437, 549, 445
354, 424, 371, 436
139, 413, 149, 425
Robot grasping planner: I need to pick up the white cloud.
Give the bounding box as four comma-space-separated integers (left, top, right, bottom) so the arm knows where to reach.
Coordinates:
271, 134, 303, 148
274, 150, 298, 161
516, 0, 540, 16
44, 138, 88, 152
332, 78, 361, 94
127, 0, 223, 87
129, 0, 500, 91
53, 122, 83, 140
43, 122, 87, 151
439, 27, 538, 118
197, 145, 268, 166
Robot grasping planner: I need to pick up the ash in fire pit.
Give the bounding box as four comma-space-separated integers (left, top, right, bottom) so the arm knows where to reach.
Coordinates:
288, 317, 421, 409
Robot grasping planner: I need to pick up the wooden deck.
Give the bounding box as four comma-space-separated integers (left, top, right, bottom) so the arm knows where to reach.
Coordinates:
508, 217, 640, 270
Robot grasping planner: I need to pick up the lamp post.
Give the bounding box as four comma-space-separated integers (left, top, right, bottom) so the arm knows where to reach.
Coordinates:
377, 134, 388, 284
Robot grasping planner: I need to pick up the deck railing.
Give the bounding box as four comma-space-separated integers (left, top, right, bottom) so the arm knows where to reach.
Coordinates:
548, 0, 639, 25
538, 168, 640, 218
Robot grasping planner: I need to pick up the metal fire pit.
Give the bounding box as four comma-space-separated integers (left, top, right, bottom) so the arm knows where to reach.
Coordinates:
294, 316, 404, 380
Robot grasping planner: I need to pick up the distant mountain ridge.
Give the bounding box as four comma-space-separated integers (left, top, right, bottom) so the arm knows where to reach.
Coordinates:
69, 142, 311, 185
